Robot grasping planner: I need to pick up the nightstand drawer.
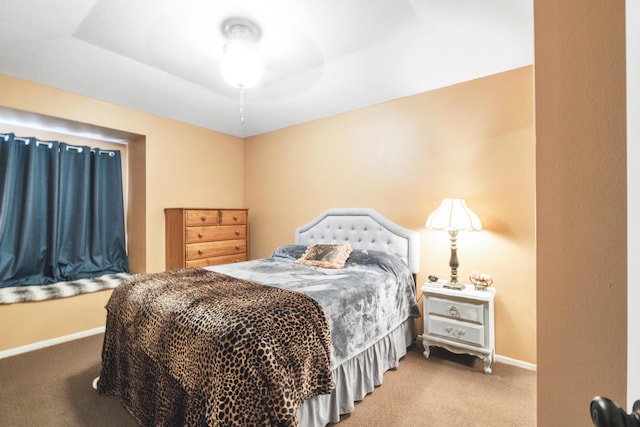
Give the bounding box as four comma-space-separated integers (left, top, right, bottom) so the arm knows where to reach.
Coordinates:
427, 315, 485, 347
427, 296, 484, 324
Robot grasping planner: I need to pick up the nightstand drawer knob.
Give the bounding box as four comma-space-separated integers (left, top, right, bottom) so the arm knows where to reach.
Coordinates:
448, 305, 460, 317
445, 327, 465, 338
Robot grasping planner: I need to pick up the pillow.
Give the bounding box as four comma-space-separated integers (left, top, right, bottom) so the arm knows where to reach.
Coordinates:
295, 243, 353, 269
346, 249, 411, 276
270, 245, 308, 261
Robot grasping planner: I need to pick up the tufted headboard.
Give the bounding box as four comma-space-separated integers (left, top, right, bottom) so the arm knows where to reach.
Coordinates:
294, 208, 420, 274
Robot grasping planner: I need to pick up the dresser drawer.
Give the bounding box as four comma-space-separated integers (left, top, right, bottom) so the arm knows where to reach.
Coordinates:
427, 315, 485, 347
186, 239, 247, 260
220, 210, 247, 225
186, 253, 247, 268
185, 209, 219, 226
186, 225, 246, 243
427, 296, 484, 324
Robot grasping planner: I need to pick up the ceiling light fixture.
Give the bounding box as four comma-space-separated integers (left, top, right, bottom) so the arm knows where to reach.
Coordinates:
221, 18, 263, 89
220, 18, 264, 124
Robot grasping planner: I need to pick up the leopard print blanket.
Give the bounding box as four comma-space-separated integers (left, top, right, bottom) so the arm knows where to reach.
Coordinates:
97, 268, 334, 426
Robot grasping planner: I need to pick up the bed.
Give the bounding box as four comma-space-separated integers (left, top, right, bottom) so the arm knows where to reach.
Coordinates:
97, 208, 420, 426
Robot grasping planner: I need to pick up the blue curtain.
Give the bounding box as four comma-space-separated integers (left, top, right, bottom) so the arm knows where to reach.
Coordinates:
0, 133, 129, 287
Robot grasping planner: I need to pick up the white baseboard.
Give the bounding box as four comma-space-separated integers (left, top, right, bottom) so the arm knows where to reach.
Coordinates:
495, 353, 537, 371
0, 326, 105, 359
1, 328, 539, 373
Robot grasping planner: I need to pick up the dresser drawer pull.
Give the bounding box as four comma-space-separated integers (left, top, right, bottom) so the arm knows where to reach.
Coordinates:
235, 246, 240, 250
448, 305, 460, 317
198, 233, 204, 238
235, 230, 240, 235
233, 215, 238, 221
445, 327, 466, 338
198, 249, 203, 255
201, 216, 206, 221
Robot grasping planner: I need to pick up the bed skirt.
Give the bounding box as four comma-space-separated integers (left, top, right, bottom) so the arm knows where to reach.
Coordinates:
297, 319, 416, 427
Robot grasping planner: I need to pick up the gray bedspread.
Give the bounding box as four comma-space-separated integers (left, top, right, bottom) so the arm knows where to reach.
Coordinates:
208, 246, 420, 368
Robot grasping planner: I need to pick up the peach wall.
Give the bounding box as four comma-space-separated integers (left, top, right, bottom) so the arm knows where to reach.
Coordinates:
244, 66, 536, 364
0, 69, 537, 365
0, 289, 115, 350
0, 74, 244, 351
535, 0, 627, 424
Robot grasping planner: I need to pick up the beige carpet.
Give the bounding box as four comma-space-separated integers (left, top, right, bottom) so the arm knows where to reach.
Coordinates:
331, 346, 536, 427
0, 334, 535, 426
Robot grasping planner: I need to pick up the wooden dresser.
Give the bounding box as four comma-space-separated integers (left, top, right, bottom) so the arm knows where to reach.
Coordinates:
164, 208, 248, 270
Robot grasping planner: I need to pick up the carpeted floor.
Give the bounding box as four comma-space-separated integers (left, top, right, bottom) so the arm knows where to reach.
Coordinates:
331, 346, 536, 427
0, 334, 536, 426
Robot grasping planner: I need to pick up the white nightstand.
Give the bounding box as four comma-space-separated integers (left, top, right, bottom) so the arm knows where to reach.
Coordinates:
420, 281, 496, 374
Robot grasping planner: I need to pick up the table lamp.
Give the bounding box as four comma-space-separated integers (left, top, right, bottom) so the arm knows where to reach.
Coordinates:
426, 198, 482, 290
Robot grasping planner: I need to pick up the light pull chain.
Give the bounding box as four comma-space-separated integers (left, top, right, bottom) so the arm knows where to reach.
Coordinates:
239, 87, 245, 125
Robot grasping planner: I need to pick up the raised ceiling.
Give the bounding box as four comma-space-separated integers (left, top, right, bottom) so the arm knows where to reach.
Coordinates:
0, 0, 533, 138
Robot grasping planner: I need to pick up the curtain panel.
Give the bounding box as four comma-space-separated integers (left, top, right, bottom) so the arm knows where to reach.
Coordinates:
0, 133, 129, 288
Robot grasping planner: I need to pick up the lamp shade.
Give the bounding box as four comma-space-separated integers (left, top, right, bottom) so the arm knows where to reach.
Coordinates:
425, 198, 482, 231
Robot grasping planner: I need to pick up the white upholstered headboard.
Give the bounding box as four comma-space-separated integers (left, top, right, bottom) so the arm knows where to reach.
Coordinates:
294, 208, 420, 274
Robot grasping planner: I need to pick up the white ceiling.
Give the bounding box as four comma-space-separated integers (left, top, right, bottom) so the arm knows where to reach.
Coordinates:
0, 0, 533, 138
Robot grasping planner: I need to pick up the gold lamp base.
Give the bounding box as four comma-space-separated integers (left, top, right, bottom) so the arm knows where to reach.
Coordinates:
442, 281, 465, 291
441, 229, 466, 291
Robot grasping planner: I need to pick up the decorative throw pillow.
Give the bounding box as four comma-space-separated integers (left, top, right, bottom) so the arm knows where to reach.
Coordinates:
296, 243, 353, 269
